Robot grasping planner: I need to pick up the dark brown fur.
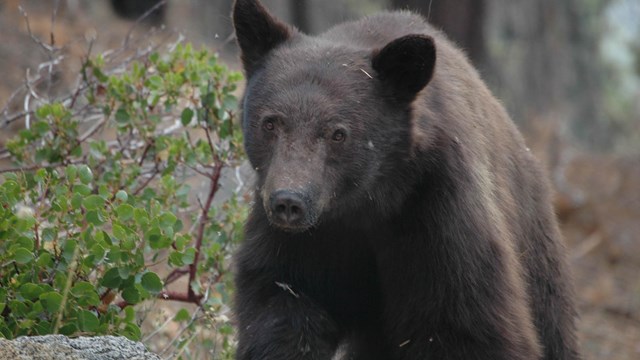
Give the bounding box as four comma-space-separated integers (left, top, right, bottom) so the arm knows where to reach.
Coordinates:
232, 1, 580, 359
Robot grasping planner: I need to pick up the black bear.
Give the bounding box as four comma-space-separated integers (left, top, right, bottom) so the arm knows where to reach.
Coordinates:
232, 1, 580, 359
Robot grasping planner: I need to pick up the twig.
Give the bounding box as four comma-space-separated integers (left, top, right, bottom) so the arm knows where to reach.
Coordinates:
77, 116, 109, 144
571, 233, 602, 260
185, 164, 211, 178
138, 140, 154, 166
24, 92, 31, 129
141, 314, 175, 343
159, 283, 213, 359
50, 0, 60, 47
132, 165, 160, 196
165, 267, 190, 286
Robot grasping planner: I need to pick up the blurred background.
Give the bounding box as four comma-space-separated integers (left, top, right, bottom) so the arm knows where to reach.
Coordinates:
1, 0, 639, 359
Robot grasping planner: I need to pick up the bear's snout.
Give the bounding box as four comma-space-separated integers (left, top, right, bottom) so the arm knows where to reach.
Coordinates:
267, 190, 315, 231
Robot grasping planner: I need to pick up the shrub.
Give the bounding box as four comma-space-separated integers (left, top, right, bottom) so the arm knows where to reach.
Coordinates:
0, 40, 246, 359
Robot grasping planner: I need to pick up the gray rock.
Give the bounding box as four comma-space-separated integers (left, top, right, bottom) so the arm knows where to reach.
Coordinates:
0, 335, 161, 360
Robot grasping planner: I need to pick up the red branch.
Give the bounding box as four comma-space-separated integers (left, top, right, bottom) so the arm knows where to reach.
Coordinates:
116, 290, 202, 310
34, 221, 40, 252
113, 160, 224, 310
188, 161, 223, 299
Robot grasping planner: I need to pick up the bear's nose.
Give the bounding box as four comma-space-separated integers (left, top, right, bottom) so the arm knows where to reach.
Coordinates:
269, 190, 306, 227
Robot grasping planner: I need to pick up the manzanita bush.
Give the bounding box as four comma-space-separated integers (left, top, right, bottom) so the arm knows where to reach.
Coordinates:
0, 42, 246, 358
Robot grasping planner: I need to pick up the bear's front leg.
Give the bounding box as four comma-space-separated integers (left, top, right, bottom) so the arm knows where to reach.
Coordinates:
235, 282, 341, 360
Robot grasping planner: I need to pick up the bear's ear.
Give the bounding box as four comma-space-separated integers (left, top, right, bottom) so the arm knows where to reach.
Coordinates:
372, 35, 436, 103
233, 0, 292, 77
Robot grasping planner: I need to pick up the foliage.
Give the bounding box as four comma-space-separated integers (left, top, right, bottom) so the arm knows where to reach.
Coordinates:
0, 41, 246, 358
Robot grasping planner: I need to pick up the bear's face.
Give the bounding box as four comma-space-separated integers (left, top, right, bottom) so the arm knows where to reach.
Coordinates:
233, 0, 436, 231
243, 47, 388, 231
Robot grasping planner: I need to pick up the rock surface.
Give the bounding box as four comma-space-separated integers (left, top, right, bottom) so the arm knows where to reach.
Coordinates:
0, 335, 161, 360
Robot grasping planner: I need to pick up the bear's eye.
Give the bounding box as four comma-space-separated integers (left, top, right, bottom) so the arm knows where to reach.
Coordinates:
331, 129, 346, 142
262, 117, 276, 131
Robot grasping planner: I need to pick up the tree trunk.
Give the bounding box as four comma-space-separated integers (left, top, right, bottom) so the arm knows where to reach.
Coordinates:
291, 0, 311, 33
390, 0, 486, 67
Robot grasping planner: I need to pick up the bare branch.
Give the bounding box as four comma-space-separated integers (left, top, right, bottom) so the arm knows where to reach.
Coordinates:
0, 158, 86, 174
19, 6, 57, 53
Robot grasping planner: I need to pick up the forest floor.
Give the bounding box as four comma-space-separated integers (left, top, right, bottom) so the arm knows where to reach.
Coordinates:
1, 3, 639, 359
557, 152, 640, 360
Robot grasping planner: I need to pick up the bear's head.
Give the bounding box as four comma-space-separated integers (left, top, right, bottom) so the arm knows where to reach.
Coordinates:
233, 0, 436, 232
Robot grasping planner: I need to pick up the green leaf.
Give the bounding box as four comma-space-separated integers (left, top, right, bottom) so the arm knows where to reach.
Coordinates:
89, 243, 106, 262
78, 292, 100, 308
86, 210, 105, 225
168, 251, 184, 267
15, 236, 34, 250
121, 322, 141, 341
58, 323, 77, 336
77, 310, 99, 332
65, 165, 77, 181
101, 268, 122, 289
36, 252, 53, 268
174, 235, 189, 251
174, 308, 191, 322
222, 95, 238, 111
62, 239, 78, 262
2, 179, 21, 198
115, 107, 130, 124
18, 283, 44, 301
158, 212, 177, 228
9, 300, 29, 317
121, 238, 136, 251
35, 105, 52, 119
39, 292, 63, 313
12, 248, 34, 264
180, 108, 194, 126
53, 273, 68, 292
111, 224, 127, 241
115, 190, 128, 202
92, 66, 108, 82
78, 165, 93, 184
118, 267, 131, 279
147, 75, 163, 90
70, 281, 95, 298
123, 305, 135, 322
33, 121, 50, 135
147, 229, 171, 249
140, 272, 163, 294
182, 248, 196, 265
121, 286, 140, 304
133, 208, 149, 225
83, 195, 105, 210
70, 193, 83, 210
72, 184, 92, 196
116, 204, 134, 221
